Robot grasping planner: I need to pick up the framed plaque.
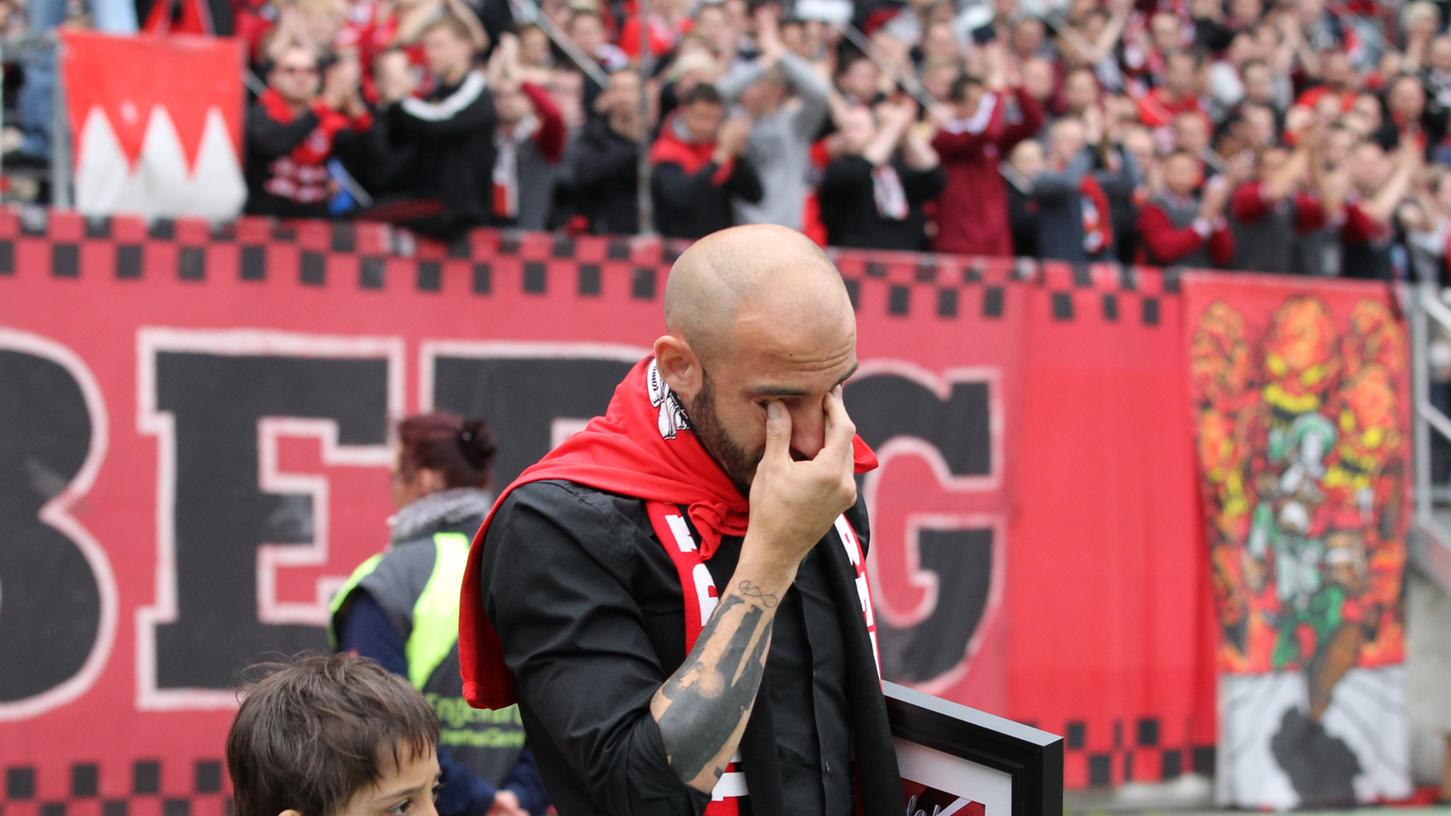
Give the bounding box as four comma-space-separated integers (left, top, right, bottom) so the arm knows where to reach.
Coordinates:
885, 681, 1063, 816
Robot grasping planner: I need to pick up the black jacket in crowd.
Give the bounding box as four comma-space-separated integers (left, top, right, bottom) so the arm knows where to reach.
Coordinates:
570, 117, 642, 235
649, 121, 765, 239
817, 154, 945, 252
382, 69, 498, 241
244, 94, 375, 220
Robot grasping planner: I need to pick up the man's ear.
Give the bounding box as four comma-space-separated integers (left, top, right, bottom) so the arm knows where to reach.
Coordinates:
653, 335, 703, 400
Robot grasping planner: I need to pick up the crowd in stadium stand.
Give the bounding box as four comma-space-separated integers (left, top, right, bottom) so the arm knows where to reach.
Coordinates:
9, 0, 1451, 278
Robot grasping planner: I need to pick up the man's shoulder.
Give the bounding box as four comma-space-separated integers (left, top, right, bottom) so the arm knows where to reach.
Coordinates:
491, 480, 653, 549
503, 478, 646, 511
483, 481, 664, 592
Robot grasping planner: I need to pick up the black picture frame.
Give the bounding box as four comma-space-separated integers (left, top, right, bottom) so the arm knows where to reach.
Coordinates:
885, 681, 1064, 816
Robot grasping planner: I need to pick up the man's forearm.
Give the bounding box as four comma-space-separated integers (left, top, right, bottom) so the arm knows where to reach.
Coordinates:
648, 551, 795, 793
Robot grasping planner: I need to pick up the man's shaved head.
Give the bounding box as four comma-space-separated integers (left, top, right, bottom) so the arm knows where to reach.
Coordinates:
663, 224, 853, 367
654, 225, 858, 491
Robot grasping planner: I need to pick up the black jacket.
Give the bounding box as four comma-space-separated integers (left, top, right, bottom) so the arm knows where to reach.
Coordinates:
570, 117, 641, 235
650, 124, 764, 239
817, 154, 944, 252
244, 96, 375, 219
479, 480, 901, 815
385, 69, 498, 240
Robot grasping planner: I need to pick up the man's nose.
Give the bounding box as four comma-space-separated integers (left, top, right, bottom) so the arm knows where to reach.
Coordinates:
790, 407, 827, 460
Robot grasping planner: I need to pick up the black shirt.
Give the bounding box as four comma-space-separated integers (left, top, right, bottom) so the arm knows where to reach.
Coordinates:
569, 118, 641, 236
817, 154, 944, 252
480, 480, 860, 816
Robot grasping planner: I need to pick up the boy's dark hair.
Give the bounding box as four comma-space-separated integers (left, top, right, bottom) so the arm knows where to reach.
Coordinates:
227, 654, 440, 816
681, 82, 725, 107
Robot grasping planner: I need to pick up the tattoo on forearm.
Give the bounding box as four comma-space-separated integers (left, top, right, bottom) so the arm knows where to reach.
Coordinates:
654, 581, 780, 786
737, 580, 778, 608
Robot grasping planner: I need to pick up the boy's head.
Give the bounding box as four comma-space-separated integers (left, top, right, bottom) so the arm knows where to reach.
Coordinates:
227, 654, 441, 816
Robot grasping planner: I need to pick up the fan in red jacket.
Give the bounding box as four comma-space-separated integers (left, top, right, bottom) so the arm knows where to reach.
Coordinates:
649, 84, 764, 239
931, 74, 1044, 257
1136, 151, 1235, 268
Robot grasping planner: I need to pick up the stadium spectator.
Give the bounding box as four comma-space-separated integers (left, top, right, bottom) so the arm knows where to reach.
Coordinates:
649, 83, 762, 239
547, 64, 589, 132
1062, 68, 1102, 120
817, 99, 944, 251
1028, 116, 1114, 263
570, 67, 647, 234
931, 58, 1044, 257
835, 53, 885, 107
1229, 142, 1326, 274
487, 34, 567, 230
1137, 150, 1236, 267
1379, 72, 1445, 153
1401, 166, 1451, 284
515, 23, 556, 82
245, 44, 375, 219
1141, 49, 1207, 129
690, 1, 740, 64
566, 8, 628, 73
1336, 139, 1422, 280
718, 7, 830, 230
372, 14, 496, 241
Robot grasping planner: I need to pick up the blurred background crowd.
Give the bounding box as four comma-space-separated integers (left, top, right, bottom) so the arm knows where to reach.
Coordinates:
6, 0, 1451, 277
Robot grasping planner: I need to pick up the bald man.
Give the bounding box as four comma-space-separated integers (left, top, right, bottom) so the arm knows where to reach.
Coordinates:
462, 225, 902, 815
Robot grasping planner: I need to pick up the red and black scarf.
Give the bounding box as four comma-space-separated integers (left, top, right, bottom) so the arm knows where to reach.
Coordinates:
459, 357, 900, 813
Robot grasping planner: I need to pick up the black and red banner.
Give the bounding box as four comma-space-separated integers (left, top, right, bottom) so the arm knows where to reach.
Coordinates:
0, 209, 1405, 813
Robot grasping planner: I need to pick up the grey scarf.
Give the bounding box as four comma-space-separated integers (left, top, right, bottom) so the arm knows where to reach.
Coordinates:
389, 487, 494, 546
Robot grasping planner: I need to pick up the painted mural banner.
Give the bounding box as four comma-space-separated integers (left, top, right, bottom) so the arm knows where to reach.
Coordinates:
1185, 275, 1412, 808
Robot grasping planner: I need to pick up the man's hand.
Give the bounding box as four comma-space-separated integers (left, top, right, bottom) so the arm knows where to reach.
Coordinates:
713, 116, 753, 162
322, 57, 361, 110
488, 32, 521, 84
375, 50, 415, 104
755, 5, 784, 63
1200, 175, 1231, 221
651, 389, 857, 794
744, 389, 857, 573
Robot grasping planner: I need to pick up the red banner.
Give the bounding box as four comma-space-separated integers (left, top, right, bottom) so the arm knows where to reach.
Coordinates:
1184, 275, 1412, 808
61, 31, 245, 221
0, 210, 1252, 814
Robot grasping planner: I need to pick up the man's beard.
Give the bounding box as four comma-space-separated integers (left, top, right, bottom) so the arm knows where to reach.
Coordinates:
686, 372, 758, 496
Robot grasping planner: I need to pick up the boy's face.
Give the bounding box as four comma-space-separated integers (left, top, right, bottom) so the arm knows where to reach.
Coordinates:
332, 747, 440, 816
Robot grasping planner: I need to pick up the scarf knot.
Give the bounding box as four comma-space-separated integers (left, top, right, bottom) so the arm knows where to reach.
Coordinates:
687, 500, 748, 560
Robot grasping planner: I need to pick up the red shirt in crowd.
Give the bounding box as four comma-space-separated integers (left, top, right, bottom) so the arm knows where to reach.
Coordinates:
931, 87, 1044, 257
1136, 195, 1235, 266
1136, 88, 1203, 129
1230, 181, 1328, 233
